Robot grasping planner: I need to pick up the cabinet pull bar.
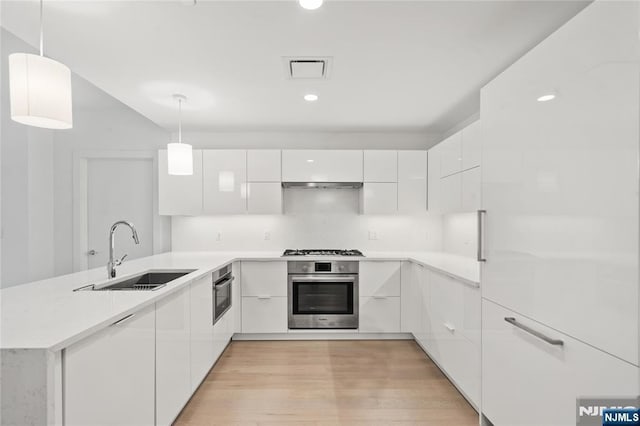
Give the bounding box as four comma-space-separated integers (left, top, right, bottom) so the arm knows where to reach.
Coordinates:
477, 209, 487, 262
110, 313, 135, 327
257, 295, 272, 300
504, 317, 563, 346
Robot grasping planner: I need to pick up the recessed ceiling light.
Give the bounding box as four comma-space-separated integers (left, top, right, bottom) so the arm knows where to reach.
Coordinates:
299, 0, 323, 10
537, 93, 556, 102
304, 94, 318, 102
307, 159, 315, 163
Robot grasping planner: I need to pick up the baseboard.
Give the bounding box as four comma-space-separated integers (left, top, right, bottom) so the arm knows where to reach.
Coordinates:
232, 332, 413, 341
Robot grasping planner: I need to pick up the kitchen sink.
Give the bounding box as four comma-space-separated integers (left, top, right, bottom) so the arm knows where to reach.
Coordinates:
74, 270, 196, 292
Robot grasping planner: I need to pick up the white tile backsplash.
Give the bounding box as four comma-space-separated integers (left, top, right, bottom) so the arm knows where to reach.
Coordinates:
172, 189, 442, 252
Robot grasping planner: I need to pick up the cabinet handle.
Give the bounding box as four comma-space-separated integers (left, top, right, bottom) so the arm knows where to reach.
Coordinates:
443, 322, 456, 333
373, 295, 388, 300
477, 209, 487, 262
504, 317, 564, 346
110, 313, 135, 327
257, 295, 271, 300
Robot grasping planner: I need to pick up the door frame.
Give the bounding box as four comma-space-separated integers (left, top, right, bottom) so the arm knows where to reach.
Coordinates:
72, 150, 164, 272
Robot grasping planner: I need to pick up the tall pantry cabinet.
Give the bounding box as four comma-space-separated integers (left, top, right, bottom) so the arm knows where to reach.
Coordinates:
479, 2, 640, 425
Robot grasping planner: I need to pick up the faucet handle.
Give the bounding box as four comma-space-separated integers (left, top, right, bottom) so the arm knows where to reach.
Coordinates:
115, 253, 128, 266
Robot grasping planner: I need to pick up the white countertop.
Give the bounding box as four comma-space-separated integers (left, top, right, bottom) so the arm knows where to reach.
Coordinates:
0, 251, 479, 351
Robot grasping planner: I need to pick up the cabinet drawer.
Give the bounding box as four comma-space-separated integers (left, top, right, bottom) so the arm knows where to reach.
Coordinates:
241, 296, 287, 333
359, 261, 401, 296
429, 271, 480, 346
482, 299, 639, 426
241, 261, 287, 297
427, 313, 480, 408
359, 296, 401, 333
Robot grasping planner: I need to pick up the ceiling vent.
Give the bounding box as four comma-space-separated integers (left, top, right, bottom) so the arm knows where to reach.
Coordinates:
283, 57, 332, 80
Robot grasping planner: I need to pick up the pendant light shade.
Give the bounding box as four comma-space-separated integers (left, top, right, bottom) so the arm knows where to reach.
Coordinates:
167, 142, 193, 175
9, 0, 73, 130
9, 53, 73, 130
167, 94, 193, 176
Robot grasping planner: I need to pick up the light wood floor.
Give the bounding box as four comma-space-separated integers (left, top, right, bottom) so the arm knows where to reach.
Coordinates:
174, 340, 478, 426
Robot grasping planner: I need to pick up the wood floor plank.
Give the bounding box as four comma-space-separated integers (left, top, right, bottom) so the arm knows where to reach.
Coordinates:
174, 340, 478, 426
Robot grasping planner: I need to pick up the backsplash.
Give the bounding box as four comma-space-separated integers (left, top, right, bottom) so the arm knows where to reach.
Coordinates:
442, 212, 478, 258
172, 188, 442, 252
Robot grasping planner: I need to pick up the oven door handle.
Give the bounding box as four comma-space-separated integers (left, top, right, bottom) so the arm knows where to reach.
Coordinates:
290, 275, 357, 282
214, 276, 234, 290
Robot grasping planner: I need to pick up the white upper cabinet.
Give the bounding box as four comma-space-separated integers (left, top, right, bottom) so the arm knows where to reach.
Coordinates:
481, 1, 639, 365
398, 150, 427, 213
427, 147, 441, 213
203, 150, 247, 214
247, 182, 282, 214
439, 132, 463, 177
461, 120, 481, 171
461, 166, 481, 212
363, 150, 397, 182
158, 149, 203, 216
247, 149, 281, 182
281, 150, 363, 182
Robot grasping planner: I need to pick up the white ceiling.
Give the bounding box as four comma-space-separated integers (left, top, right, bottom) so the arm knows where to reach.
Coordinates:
1, 0, 589, 134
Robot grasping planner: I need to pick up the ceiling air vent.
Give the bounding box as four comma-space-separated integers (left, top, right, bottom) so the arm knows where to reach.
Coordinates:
283, 57, 332, 80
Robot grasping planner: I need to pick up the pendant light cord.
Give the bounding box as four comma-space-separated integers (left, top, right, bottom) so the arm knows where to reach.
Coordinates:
39, 0, 44, 56
178, 98, 183, 144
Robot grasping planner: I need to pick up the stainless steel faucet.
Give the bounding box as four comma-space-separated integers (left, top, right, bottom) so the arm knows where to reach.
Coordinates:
107, 220, 140, 278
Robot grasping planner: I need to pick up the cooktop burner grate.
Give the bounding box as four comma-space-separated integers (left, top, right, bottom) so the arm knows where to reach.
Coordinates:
282, 249, 364, 257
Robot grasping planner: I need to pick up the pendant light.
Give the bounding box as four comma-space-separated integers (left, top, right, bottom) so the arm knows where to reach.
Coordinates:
167, 94, 193, 176
9, 0, 73, 130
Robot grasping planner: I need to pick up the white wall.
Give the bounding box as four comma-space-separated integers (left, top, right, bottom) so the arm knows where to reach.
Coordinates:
172, 188, 442, 252
1, 30, 171, 287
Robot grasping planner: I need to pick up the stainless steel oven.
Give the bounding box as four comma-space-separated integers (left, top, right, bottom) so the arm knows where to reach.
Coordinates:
213, 265, 233, 325
288, 261, 358, 329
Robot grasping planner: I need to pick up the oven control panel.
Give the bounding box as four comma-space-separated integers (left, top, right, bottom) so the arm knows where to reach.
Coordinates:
287, 261, 359, 275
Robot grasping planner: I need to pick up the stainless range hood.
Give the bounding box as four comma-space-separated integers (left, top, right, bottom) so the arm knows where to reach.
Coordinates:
281, 182, 363, 189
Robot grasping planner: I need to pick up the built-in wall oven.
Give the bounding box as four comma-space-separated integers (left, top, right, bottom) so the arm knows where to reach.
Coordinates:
213, 265, 233, 325
288, 261, 359, 329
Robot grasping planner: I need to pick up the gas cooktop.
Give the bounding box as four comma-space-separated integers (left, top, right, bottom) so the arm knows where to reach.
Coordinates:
282, 249, 365, 257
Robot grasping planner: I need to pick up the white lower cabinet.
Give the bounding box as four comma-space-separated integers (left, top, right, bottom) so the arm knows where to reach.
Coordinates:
190, 273, 215, 391
242, 296, 288, 333
482, 298, 639, 426
64, 305, 156, 426
359, 296, 401, 332
156, 287, 191, 426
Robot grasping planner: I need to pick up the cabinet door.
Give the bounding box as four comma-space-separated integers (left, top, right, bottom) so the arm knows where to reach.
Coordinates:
158, 149, 203, 215
363, 150, 397, 182
248, 182, 282, 214
359, 296, 401, 332
64, 306, 155, 426
440, 173, 462, 213
400, 261, 423, 335
247, 149, 281, 182
461, 167, 481, 212
281, 150, 363, 182
359, 261, 401, 297
398, 150, 427, 213
241, 261, 287, 297
241, 297, 288, 333
361, 183, 397, 214
482, 299, 639, 426
461, 120, 481, 171
203, 150, 247, 214
427, 147, 441, 213
439, 132, 462, 177
481, 0, 639, 365
156, 287, 191, 426
190, 274, 215, 391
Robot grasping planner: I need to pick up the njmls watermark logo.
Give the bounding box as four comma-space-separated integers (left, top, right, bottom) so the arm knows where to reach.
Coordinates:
577, 397, 640, 426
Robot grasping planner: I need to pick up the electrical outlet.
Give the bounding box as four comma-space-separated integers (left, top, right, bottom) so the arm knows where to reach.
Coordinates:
368, 231, 378, 240
264, 231, 271, 241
